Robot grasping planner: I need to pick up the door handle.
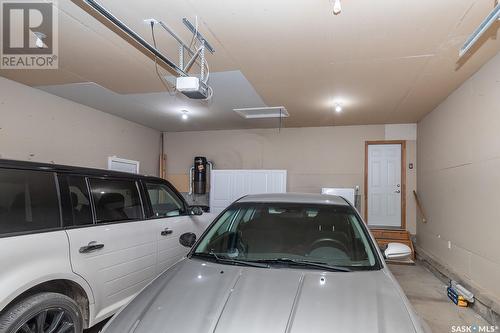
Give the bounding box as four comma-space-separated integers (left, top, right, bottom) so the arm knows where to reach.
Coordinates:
79, 241, 104, 253
395, 190, 401, 193
161, 228, 173, 236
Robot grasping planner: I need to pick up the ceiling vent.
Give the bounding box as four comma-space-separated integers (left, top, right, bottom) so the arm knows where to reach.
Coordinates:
233, 106, 289, 119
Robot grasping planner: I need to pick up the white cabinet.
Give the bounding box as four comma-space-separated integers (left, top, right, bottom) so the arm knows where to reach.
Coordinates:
209, 170, 287, 214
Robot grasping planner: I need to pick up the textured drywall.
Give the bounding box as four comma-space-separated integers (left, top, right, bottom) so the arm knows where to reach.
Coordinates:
417, 52, 500, 305
164, 125, 417, 233
0, 77, 160, 175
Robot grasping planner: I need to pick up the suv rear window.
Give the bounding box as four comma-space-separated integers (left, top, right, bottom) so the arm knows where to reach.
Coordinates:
89, 178, 143, 223
0, 168, 60, 236
68, 176, 93, 226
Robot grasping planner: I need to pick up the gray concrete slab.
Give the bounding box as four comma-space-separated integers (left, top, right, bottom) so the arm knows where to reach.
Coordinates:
389, 262, 492, 333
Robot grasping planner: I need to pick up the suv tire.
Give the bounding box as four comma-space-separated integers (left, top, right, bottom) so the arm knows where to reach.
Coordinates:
0, 292, 83, 333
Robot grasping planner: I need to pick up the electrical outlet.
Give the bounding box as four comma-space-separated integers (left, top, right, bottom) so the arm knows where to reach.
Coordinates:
448, 241, 452, 249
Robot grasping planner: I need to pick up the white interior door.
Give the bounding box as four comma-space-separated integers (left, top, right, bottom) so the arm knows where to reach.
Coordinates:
367, 144, 402, 228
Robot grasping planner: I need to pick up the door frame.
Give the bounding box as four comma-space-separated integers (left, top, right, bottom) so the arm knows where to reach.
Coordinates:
364, 140, 406, 230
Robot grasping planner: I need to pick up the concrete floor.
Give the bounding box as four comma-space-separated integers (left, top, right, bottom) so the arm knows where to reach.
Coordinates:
85, 261, 489, 333
389, 262, 490, 333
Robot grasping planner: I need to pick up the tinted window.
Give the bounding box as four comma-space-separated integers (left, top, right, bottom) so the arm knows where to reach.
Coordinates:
0, 168, 60, 235
67, 176, 92, 226
89, 179, 143, 223
146, 182, 185, 217
194, 203, 377, 270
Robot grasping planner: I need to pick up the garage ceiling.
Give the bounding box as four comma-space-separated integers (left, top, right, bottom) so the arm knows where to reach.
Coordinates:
1, 0, 499, 131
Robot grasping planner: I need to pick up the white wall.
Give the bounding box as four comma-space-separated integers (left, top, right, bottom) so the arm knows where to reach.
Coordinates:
418, 52, 500, 307
0, 77, 160, 175
164, 125, 418, 233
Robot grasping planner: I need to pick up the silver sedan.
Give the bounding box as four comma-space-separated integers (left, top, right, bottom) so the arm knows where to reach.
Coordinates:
102, 193, 430, 333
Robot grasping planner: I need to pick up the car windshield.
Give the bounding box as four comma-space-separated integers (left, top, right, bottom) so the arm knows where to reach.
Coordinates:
193, 202, 379, 270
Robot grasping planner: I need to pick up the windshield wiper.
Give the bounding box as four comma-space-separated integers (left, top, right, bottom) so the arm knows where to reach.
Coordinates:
256, 258, 351, 272
191, 252, 270, 268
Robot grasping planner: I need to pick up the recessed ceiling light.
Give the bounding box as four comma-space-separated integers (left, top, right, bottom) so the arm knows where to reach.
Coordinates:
335, 103, 343, 113
332, 0, 342, 15
181, 110, 189, 120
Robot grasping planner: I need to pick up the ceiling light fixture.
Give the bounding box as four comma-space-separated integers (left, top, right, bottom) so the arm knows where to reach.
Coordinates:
332, 0, 342, 15
334, 103, 343, 113
233, 106, 289, 119
181, 110, 189, 120
459, 2, 500, 58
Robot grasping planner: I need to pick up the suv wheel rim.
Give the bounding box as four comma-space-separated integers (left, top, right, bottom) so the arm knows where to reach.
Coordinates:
16, 308, 75, 333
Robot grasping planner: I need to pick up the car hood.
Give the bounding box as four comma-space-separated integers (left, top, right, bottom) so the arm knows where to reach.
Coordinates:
104, 259, 418, 333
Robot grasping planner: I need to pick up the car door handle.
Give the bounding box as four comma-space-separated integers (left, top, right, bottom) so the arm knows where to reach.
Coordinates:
161, 228, 173, 236
79, 241, 104, 253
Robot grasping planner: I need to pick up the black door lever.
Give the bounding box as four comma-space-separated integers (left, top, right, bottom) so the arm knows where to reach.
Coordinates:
161, 228, 173, 236
79, 241, 105, 253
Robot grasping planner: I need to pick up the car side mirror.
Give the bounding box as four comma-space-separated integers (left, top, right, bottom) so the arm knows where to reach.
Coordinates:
384, 242, 412, 260
189, 206, 203, 216
179, 232, 197, 248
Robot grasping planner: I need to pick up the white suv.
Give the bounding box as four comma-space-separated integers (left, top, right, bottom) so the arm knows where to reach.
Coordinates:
0, 159, 213, 332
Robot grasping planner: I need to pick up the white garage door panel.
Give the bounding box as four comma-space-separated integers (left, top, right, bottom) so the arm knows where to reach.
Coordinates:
232, 173, 249, 198
269, 171, 286, 193
210, 170, 287, 214
212, 173, 231, 198
249, 172, 267, 194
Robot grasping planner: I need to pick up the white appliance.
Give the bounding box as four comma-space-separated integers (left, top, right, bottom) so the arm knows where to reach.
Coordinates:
321, 188, 356, 206
176, 77, 209, 99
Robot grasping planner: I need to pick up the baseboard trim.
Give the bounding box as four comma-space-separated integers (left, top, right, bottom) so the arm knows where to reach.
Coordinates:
415, 245, 500, 326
